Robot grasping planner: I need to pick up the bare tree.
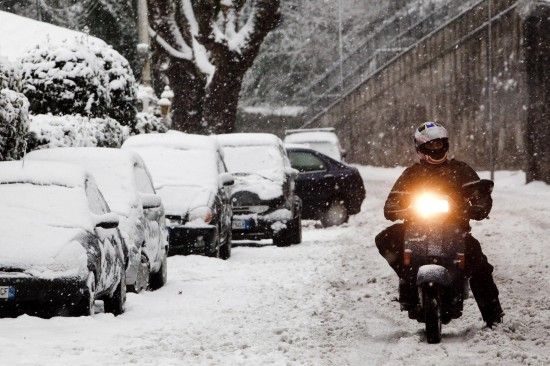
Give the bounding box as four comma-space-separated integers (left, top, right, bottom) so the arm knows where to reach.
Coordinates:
147, 0, 281, 133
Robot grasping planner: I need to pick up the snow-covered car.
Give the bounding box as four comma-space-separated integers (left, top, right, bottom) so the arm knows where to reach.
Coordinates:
284, 128, 346, 162
216, 133, 302, 247
123, 133, 234, 259
0, 161, 126, 317
286, 145, 365, 226
26, 148, 169, 292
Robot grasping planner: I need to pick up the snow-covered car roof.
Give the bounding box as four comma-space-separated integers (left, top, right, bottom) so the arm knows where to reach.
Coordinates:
0, 160, 89, 188
216, 133, 283, 147
125, 147, 219, 215
283, 131, 340, 144
123, 132, 219, 152
26, 147, 148, 215
0, 10, 105, 62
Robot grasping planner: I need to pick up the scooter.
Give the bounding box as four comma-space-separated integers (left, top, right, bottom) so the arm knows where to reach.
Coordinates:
399, 180, 494, 343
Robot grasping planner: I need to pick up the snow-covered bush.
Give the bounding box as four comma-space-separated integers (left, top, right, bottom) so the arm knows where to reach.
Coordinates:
27, 114, 128, 151
94, 46, 138, 129
133, 84, 169, 134
0, 88, 30, 160
0, 57, 30, 161
0, 58, 22, 92
135, 112, 167, 134
19, 37, 139, 128
20, 39, 110, 118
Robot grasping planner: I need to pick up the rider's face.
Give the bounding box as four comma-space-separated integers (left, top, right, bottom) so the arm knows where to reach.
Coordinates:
425, 140, 444, 150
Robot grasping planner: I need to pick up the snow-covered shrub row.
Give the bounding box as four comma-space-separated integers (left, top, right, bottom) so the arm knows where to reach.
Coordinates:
134, 84, 168, 134
27, 114, 128, 151
19, 38, 138, 129
135, 112, 167, 134
0, 58, 22, 92
0, 57, 30, 161
0, 88, 30, 160
94, 45, 138, 129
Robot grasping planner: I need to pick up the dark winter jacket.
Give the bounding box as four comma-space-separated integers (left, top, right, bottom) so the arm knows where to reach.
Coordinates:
384, 159, 492, 225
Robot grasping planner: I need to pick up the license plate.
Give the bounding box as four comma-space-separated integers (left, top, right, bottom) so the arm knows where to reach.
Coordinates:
0, 286, 15, 300
232, 219, 251, 230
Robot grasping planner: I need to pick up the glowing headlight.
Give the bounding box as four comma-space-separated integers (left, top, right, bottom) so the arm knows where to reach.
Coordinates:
188, 206, 213, 224
413, 193, 449, 218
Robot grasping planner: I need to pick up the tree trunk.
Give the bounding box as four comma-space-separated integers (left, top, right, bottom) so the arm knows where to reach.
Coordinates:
166, 60, 206, 133
202, 64, 246, 134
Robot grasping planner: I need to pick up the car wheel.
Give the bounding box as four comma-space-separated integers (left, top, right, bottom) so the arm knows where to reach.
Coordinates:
219, 231, 232, 260
149, 249, 168, 290
104, 268, 126, 316
128, 253, 150, 293
273, 223, 292, 247
289, 214, 302, 245
71, 272, 96, 317
321, 200, 349, 227
206, 234, 221, 258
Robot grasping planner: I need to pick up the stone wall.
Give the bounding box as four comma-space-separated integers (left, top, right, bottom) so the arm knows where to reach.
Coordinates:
307, 0, 550, 183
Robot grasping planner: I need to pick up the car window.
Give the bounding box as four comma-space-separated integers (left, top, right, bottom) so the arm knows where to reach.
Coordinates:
85, 180, 110, 215
134, 166, 155, 194
288, 151, 327, 173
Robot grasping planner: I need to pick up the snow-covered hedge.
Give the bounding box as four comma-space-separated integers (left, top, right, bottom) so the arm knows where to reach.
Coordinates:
27, 114, 128, 151
0, 88, 30, 160
0, 59, 22, 92
19, 38, 138, 129
94, 46, 138, 129
20, 39, 110, 118
0, 57, 30, 161
135, 112, 167, 134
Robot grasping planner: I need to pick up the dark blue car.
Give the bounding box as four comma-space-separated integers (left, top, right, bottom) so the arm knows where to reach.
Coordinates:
286, 146, 365, 226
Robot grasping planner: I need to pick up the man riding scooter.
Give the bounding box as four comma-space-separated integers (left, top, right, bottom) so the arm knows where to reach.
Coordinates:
375, 121, 504, 328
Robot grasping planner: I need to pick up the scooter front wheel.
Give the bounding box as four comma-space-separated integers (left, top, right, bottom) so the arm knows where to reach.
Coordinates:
423, 284, 442, 344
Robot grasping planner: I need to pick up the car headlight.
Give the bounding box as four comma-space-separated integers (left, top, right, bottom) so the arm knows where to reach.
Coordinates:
188, 206, 213, 224
248, 205, 270, 214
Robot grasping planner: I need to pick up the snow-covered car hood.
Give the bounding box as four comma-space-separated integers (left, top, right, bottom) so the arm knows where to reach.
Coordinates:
0, 217, 88, 278
231, 173, 284, 202
156, 185, 215, 217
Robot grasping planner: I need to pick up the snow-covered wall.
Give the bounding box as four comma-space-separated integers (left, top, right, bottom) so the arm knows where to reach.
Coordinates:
308, 0, 550, 184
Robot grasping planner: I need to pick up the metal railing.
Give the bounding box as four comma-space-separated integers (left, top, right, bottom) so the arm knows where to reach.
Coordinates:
298, 0, 482, 122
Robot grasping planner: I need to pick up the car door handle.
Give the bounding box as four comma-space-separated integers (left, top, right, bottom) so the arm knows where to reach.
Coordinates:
324, 174, 334, 178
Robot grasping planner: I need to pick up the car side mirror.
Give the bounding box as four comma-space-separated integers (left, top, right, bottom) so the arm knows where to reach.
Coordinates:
220, 173, 234, 187
341, 150, 348, 159
95, 213, 119, 229
285, 167, 299, 179
141, 193, 162, 209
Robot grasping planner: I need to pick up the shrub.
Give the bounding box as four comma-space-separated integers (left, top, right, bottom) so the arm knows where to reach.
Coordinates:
0, 58, 30, 161
27, 114, 128, 151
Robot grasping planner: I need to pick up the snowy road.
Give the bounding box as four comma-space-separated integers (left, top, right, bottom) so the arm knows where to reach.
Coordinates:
0, 167, 548, 365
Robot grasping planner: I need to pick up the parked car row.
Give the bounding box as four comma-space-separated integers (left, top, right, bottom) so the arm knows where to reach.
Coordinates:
0, 129, 365, 317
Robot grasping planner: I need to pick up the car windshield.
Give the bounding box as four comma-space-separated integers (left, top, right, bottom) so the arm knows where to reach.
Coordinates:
222, 145, 284, 182
0, 183, 91, 229
129, 147, 219, 189
305, 142, 341, 161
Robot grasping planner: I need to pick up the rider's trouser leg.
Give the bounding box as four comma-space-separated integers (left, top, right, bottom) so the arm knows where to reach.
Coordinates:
465, 234, 504, 323
375, 223, 405, 276
375, 224, 416, 306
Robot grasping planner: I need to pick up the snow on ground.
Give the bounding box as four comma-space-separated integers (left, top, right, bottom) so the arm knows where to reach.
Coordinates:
0, 11, 104, 62
0, 167, 548, 365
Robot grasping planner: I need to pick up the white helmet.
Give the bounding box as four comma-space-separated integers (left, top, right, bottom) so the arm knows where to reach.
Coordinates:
414, 121, 448, 148
414, 122, 449, 164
